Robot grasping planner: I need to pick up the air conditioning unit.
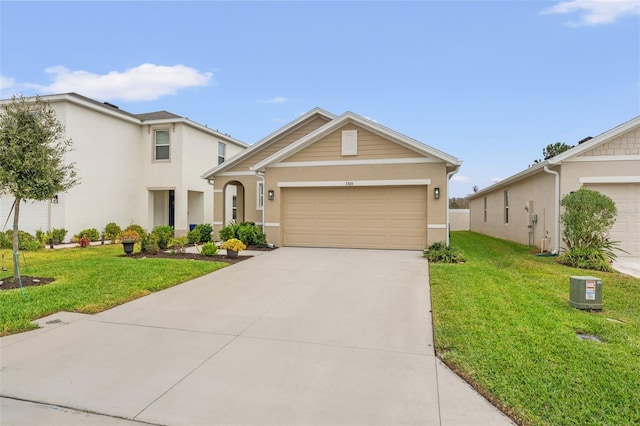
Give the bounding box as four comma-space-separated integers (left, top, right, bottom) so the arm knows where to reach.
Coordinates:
569, 276, 602, 310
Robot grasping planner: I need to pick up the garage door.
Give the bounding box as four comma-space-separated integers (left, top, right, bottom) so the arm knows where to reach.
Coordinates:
586, 183, 640, 257
1, 196, 48, 235
282, 186, 427, 250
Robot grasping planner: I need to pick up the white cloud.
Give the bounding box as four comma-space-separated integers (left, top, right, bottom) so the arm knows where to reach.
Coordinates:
262, 97, 288, 104
363, 116, 378, 123
15, 64, 213, 101
272, 117, 286, 123
541, 0, 640, 26
451, 175, 471, 183
0, 75, 15, 91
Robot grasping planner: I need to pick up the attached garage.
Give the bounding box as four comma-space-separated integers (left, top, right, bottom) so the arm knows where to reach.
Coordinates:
585, 183, 640, 257
282, 185, 427, 250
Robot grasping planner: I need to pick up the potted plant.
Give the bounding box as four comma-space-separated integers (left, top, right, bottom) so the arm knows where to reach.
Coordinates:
120, 229, 140, 255
220, 238, 246, 258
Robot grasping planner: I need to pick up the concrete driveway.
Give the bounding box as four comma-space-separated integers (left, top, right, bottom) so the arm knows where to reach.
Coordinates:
1, 248, 512, 425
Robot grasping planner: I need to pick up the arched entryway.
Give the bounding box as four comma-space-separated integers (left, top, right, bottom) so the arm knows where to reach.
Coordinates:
223, 181, 245, 225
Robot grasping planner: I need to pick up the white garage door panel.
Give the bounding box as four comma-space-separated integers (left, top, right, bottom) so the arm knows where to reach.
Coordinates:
587, 183, 640, 257
283, 186, 427, 250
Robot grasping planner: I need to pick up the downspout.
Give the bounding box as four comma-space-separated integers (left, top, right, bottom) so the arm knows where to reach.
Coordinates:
543, 166, 560, 254
256, 171, 266, 232
446, 165, 460, 246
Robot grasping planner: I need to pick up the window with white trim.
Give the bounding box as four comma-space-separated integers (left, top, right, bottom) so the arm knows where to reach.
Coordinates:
232, 195, 237, 220
257, 182, 264, 210
218, 142, 226, 165
483, 197, 487, 222
154, 129, 170, 161
504, 190, 510, 224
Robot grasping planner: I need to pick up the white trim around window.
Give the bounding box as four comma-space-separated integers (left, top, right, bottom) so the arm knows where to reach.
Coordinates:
154, 129, 171, 161
257, 181, 264, 210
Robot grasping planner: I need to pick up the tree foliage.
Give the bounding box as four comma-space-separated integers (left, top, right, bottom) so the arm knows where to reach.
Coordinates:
558, 188, 619, 271
0, 94, 79, 277
533, 142, 573, 164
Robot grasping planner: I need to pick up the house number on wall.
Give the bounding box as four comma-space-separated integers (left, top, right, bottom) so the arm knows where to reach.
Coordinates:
345, 181, 354, 186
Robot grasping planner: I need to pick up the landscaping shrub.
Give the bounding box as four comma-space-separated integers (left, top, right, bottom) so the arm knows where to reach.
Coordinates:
74, 228, 100, 242
557, 247, 613, 272
558, 188, 621, 271
104, 222, 122, 243
187, 229, 201, 244
140, 232, 159, 255
219, 221, 238, 242
169, 236, 188, 254
219, 221, 266, 247
38, 228, 69, 245
423, 241, 464, 263
200, 242, 218, 257
152, 225, 174, 249
193, 223, 213, 243
3, 230, 43, 251
124, 224, 146, 240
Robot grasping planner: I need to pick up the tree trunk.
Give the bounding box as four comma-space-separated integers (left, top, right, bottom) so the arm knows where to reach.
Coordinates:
12, 197, 21, 280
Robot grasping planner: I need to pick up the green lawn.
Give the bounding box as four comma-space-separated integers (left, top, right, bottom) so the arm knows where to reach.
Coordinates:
430, 231, 640, 426
0, 245, 227, 335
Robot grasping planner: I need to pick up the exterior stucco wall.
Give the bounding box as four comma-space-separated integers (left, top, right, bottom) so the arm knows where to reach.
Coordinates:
470, 171, 556, 250
0, 94, 246, 241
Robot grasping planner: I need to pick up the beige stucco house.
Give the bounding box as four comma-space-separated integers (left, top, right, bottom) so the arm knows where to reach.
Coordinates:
469, 116, 640, 258
0, 93, 247, 239
203, 108, 461, 250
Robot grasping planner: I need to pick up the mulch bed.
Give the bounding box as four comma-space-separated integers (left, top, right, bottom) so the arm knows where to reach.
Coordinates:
0, 276, 55, 291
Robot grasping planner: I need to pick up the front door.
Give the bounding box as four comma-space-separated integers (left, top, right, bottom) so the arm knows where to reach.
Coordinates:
168, 190, 175, 228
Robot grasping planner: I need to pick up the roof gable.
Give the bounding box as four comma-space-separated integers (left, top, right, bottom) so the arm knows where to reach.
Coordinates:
549, 115, 640, 163
202, 108, 336, 178
251, 112, 461, 171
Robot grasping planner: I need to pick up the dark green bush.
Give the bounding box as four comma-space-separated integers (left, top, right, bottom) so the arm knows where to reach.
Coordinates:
423, 241, 465, 263
104, 222, 122, 243
187, 229, 200, 244
152, 225, 174, 249
193, 224, 213, 243
200, 242, 218, 256
219, 221, 239, 242
557, 247, 614, 272
219, 221, 266, 247
74, 228, 100, 242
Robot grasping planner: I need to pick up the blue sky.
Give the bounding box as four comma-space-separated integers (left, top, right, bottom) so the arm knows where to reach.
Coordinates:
1, 1, 639, 197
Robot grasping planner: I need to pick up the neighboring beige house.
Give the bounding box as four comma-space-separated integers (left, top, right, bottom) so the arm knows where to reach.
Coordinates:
469, 116, 640, 257
0, 93, 247, 239
202, 108, 462, 250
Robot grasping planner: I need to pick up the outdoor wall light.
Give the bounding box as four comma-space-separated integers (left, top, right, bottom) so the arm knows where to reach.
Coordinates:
268, 189, 275, 201
434, 187, 440, 200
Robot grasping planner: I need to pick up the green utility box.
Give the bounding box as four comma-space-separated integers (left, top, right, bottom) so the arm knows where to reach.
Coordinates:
569, 276, 602, 310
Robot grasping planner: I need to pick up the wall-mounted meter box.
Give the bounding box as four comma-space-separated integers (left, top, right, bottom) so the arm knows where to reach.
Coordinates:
569, 276, 602, 310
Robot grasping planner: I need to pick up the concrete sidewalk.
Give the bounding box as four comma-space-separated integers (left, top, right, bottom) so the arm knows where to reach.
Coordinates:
1, 248, 513, 425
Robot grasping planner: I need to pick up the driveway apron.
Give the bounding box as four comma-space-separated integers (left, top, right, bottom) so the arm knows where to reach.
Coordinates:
0, 248, 511, 425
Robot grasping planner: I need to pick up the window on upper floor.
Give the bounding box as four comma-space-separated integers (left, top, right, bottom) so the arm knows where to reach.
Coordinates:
218, 142, 226, 165
154, 129, 170, 161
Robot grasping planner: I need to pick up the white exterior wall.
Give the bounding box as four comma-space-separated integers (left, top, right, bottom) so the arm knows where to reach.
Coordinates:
0, 94, 247, 241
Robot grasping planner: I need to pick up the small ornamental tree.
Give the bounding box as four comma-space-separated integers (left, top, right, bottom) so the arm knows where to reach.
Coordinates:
0, 94, 79, 279
558, 188, 619, 271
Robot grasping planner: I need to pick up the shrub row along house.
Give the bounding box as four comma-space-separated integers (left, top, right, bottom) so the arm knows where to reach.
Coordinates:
469, 116, 640, 258
1, 94, 462, 249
